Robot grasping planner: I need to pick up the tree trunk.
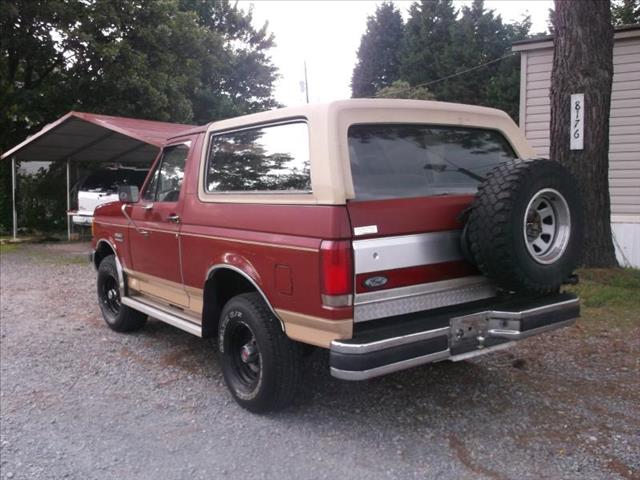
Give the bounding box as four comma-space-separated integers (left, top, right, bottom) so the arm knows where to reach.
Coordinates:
550, 0, 618, 267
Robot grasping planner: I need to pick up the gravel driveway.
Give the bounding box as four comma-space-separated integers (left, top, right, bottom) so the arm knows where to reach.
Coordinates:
1, 243, 638, 480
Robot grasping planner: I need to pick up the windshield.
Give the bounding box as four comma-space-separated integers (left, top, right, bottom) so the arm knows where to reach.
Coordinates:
348, 124, 517, 200
81, 169, 148, 193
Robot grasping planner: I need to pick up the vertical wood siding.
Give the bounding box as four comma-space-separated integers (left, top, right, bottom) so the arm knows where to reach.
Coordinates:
520, 36, 640, 218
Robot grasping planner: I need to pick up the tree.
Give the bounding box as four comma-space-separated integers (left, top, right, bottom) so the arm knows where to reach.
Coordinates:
400, 0, 458, 90
375, 80, 433, 100
397, 0, 531, 120
351, 2, 404, 98
611, 0, 640, 25
0, 0, 279, 234
549, 0, 617, 267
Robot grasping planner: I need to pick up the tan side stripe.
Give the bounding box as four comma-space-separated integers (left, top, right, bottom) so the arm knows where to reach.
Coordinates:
95, 221, 317, 252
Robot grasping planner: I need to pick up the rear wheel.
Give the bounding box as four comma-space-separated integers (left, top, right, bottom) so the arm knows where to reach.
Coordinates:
97, 255, 147, 332
466, 159, 583, 293
218, 293, 301, 413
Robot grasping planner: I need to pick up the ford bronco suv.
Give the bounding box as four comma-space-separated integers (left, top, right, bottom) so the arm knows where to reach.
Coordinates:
91, 99, 582, 412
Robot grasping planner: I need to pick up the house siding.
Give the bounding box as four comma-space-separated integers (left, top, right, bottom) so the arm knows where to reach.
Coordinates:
514, 28, 640, 267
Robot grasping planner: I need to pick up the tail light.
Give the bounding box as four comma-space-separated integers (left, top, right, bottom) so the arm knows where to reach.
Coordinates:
320, 240, 353, 308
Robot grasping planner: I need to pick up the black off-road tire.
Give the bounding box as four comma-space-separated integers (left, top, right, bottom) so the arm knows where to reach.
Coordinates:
218, 293, 301, 413
466, 159, 583, 293
97, 255, 147, 332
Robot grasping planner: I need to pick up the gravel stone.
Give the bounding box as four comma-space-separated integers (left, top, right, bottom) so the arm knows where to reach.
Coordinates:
1, 242, 639, 480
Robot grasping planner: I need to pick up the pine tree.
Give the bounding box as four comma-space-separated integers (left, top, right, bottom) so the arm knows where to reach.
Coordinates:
399, 0, 458, 90
351, 2, 404, 98
611, 0, 640, 25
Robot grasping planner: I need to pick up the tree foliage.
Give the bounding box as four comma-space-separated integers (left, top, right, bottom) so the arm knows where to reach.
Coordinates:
0, 0, 278, 234
352, 0, 537, 121
351, 2, 404, 98
611, 0, 640, 25
375, 80, 433, 100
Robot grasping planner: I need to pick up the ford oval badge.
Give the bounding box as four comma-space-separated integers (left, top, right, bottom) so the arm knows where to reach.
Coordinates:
363, 276, 388, 289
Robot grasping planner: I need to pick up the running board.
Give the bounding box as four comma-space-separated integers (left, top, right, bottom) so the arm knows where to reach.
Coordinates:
121, 296, 202, 337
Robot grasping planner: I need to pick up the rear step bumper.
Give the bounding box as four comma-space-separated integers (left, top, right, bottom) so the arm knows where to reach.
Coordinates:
330, 293, 579, 380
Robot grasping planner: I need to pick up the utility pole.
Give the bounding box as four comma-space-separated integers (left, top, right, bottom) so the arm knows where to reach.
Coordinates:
304, 61, 309, 104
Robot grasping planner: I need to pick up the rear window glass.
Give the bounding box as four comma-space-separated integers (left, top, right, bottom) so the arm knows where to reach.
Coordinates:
205, 122, 311, 193
348, 124, 517, 200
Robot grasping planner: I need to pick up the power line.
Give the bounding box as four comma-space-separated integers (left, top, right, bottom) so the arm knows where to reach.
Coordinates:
374, 52, 517, 97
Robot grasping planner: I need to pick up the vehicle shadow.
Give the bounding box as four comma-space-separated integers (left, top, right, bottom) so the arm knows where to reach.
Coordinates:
141, 317, 527, 422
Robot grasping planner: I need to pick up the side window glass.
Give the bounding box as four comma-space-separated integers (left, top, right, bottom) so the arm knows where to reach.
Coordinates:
142, 166, 160, 201
206, 122, 310, 192
142, 144, 189, 202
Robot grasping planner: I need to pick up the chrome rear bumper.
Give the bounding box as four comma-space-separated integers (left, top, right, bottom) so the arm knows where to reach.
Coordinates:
330, 293, 579, 381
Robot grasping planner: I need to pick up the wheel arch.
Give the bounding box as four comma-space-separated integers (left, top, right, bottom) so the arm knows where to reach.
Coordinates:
201, 264, 283, 338
94, 239, 125, 292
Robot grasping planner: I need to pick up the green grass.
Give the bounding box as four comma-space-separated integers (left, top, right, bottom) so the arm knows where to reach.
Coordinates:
567, 268, 640, 330
0, 243, 19, 254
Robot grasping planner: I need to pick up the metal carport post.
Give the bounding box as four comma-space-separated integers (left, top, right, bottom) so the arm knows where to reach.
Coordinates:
11, 156, 17, 240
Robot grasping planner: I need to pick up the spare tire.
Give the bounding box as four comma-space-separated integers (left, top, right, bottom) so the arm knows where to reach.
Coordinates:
466, 159, 583, 293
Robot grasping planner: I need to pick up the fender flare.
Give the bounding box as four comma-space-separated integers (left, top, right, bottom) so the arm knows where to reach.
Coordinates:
95, 238, 125, 292
205, 264, 284, 330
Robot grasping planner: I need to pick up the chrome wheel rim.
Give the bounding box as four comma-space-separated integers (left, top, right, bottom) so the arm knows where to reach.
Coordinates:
101, 275, 121, 315
230, 322, 261, 390
523, 188, 571, 265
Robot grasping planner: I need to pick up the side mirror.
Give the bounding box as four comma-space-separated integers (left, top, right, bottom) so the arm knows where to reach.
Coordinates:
118, 185, 139, 203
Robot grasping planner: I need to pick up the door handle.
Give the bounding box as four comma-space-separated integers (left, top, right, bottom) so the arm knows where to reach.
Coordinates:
142, 203, 154, 210
167, 214, 180, 224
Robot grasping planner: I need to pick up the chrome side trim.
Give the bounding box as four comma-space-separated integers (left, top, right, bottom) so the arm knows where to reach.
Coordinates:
353, 230, 462, 274
205, 264, 283, 329
354, 276, 496, 323
122, 296, 202, 337
330, 349, 451, 381
331, 326, 449, 354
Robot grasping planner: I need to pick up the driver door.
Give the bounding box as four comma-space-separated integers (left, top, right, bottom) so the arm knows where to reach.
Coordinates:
127, 142, 190, 307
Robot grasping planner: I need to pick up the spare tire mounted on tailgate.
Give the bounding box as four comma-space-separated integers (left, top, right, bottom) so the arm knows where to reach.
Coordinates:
466, 159, 583, 293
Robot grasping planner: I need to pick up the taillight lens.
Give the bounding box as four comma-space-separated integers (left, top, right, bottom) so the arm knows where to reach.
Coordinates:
320, 240, 353, 307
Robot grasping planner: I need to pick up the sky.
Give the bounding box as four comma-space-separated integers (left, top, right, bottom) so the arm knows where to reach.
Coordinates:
237, 0, 554, 107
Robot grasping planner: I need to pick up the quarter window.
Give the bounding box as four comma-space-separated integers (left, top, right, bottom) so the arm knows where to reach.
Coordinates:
142, 144, 189, 202
205, 122, 311, 193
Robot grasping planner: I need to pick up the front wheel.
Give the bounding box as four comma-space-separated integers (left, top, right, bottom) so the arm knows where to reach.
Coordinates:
97, 255, 147, 332
218, 293, 301, 413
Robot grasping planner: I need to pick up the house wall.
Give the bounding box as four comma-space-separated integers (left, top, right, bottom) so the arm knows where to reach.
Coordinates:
514, 28, 640, 267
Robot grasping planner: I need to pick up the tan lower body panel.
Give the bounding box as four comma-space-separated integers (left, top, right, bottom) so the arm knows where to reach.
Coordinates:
124, 268, 351, 346
125, 269, 201, 321
276, 309, 353, 349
